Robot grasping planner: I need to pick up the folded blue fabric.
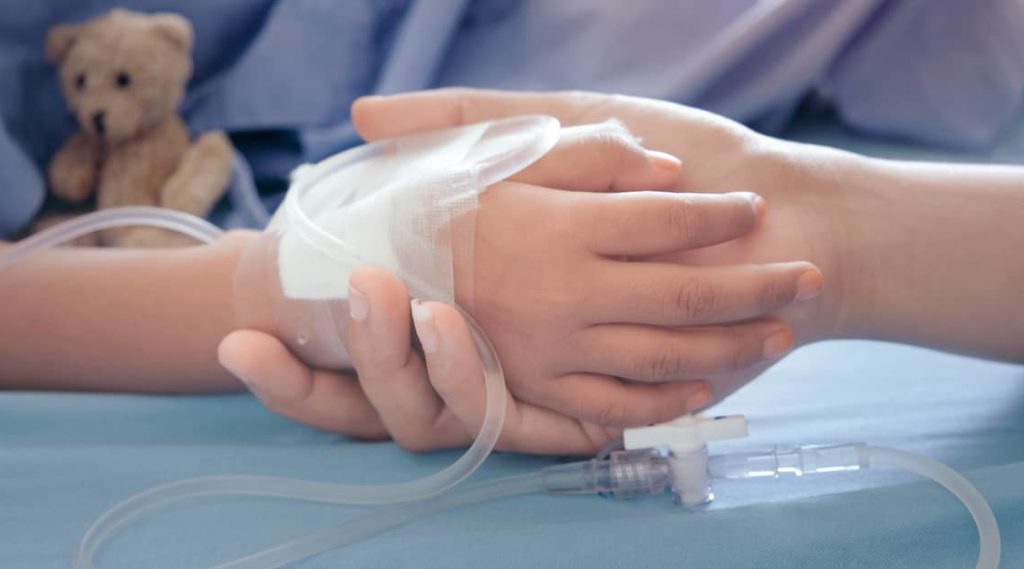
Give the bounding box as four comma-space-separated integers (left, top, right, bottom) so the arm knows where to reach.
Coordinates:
3, 0, 1022, 237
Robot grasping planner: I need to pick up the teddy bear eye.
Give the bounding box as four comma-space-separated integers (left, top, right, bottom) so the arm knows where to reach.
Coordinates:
74, 73, 86, 91
115, 71, 131, 89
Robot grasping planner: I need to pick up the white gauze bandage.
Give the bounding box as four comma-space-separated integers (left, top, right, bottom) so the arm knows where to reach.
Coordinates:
233, 115, 560, 370
273, 115, 560, 304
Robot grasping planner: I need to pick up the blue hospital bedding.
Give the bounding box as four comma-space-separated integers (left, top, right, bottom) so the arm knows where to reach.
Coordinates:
2, 114, 1024, 568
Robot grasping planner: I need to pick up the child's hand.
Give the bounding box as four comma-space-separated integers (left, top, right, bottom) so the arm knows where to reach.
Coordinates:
219, 123, 820, 453
459, 123, 819, 428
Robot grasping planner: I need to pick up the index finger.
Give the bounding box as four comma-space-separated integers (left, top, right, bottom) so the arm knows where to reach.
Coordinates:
570, 190, 763, 256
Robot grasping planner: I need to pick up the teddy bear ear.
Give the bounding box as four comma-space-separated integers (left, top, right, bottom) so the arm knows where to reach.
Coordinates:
45, 24, 81, 64
148, 13, 193, 54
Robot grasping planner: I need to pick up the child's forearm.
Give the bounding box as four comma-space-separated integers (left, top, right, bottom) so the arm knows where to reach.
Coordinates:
0, 236, 252, 392
834, 157, 1024, 361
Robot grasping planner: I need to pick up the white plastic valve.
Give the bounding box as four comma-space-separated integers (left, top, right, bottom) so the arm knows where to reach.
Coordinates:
624, 414, 748, 453
623, 414, 748, 507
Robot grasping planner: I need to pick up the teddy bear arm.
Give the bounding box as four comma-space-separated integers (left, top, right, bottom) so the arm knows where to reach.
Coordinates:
48, 134, 101, 203
159, 131, 233, 217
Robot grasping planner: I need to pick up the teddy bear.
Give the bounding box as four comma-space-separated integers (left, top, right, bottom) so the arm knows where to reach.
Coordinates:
43, 9, 233, 247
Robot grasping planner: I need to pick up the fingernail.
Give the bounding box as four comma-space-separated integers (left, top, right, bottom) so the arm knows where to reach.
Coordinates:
735, 191, 765, 216
223, 360, 253, 388
686, 384, 712, 410
225, 362, 263, 393
752, 194, 766, 216
795, 269, 824, 302
762, 329, 794, 360
647, 150, 682, 172
349, 285, 369, 320
411, 299, 439, 354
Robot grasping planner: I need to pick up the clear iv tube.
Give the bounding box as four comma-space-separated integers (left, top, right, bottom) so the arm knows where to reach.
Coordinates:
213, 446, 1001, 569
0, 207, 508, 569
867, 446, 1000, 569
213, 473, 546, 569
71, 309, 507, 569
81, 445, 1001, 569
0, 206, 225, 269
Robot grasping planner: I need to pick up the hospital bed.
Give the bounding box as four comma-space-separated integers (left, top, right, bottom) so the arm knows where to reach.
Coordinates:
2, 108, 1022, 568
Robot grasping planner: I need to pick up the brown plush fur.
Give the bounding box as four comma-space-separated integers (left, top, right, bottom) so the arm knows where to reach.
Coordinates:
44, 9, 232, 247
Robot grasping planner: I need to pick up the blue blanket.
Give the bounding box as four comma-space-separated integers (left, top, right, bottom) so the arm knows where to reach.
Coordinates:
3, 339, 1023, 568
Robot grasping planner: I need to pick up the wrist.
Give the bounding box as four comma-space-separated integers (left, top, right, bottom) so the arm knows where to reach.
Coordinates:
169, 231, 257, 390
232, 230, 357, 371
758, 140, 883, 344
819, 157, 1024, 358
778, 145, 898, 342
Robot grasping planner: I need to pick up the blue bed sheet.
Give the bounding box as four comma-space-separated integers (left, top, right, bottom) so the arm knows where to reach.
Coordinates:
2, 114, 1023, 568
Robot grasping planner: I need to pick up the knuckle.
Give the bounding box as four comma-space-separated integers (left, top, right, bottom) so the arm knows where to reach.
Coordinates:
756, 274, 792, 311
579, 425, 613, 456
591, 399, 629, 427
598, 117, 633, 138
666, 199, 703, 243
510, 375, 544, 402
638, 349, 691, 381
591, 130, 637, 161
456, 95, 472, 127
670, 277, 716, 321
727, 340, 755, 372
442, 86, 479, 108
447, 87, 487, 125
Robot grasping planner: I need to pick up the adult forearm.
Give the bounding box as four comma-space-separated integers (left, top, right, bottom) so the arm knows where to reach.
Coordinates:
835, 158, 1024, 361
0, 240, 247, 392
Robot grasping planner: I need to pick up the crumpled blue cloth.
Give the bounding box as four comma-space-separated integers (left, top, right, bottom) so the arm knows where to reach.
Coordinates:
2, 0, 1022, 237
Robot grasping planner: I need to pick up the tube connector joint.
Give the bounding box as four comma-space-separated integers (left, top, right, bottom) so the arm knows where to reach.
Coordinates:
623, 414, 749, 508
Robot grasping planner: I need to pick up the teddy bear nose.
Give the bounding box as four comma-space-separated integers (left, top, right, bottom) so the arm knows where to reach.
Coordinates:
92, 111, 106, 135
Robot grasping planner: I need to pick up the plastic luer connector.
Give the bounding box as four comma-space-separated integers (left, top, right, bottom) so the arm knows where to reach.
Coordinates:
541, 449, 674, 499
